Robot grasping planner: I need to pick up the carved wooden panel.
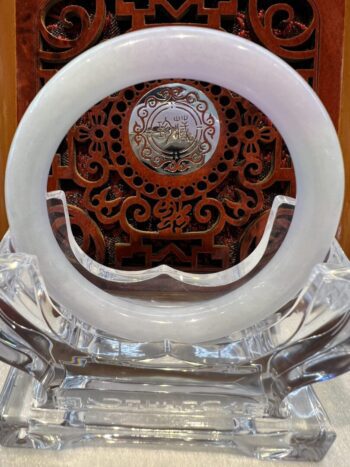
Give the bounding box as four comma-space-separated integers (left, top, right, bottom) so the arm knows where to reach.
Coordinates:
16, 0, 345, 272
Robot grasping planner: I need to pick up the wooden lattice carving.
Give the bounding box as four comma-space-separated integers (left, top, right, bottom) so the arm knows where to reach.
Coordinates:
16, 0, 344, 272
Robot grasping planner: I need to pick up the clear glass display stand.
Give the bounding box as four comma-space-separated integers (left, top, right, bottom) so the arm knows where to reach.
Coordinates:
0, 194, 349, 461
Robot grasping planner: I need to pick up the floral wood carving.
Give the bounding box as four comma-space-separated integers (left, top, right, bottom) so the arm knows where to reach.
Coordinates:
17, 0, 334, 272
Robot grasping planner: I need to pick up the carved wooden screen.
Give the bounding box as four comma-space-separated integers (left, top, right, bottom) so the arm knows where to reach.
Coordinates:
16, 0, 345, 272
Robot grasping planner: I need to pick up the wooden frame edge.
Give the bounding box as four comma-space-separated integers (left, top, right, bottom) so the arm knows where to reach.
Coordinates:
339, 0, 350, 255
0, 0, 16, 237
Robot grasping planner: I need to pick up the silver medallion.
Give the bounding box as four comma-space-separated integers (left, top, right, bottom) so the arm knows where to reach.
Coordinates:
129, 83, 220, 175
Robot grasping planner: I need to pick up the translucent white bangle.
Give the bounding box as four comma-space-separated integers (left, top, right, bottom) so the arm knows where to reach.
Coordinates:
5, 26, 344, 344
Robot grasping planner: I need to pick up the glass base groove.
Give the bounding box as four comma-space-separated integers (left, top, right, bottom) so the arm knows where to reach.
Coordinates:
0, 367, 336, 461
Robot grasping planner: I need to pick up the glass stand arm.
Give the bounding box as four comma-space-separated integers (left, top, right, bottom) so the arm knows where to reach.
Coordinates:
0, 301, 65, 388
267, 313, 350, 412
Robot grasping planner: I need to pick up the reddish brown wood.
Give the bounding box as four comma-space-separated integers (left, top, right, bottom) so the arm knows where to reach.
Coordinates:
16, 0, 40, 120
15, 0, 345, 272
0, 1, 16, 238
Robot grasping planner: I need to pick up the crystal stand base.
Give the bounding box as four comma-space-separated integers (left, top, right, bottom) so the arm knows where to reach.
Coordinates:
0, 367, 335, 462
0, 198, 348, 462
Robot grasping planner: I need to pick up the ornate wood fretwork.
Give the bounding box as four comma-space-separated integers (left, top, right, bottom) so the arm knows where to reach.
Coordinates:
15, 0, 345, 272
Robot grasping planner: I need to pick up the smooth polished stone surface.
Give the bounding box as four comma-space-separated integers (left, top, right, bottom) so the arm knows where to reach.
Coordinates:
5, 26, 344, 343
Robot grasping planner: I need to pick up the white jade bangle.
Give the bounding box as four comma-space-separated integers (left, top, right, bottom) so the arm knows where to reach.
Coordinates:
5, 26, 344, 344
